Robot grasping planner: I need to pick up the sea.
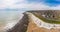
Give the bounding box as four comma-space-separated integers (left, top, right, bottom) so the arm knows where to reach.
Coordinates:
0, 11, 25, 31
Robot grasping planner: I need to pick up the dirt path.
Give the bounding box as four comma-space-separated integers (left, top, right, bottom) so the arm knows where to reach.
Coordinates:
26, 13, 60, 32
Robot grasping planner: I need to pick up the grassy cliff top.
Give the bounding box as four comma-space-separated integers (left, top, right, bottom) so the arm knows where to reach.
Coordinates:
27, 10, 60, 24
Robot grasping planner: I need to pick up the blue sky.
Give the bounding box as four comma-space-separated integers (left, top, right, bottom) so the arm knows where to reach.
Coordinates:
42, 0, 60, 6
0, 0, 60, 10
27, 0, 60, 6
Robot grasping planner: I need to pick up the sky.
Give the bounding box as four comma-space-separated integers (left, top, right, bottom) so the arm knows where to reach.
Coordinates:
0, 0, 60, 10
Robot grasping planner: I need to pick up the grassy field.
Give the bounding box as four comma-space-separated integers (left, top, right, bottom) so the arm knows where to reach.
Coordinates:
31, 13, 60, 24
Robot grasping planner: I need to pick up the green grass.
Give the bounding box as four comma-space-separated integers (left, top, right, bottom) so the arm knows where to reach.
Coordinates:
32, 13, 60, 24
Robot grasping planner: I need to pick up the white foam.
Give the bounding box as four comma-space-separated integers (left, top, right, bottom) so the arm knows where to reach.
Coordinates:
4, 14, 24, 30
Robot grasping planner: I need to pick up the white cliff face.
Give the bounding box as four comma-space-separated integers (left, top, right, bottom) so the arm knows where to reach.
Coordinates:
27, 12, 60, 29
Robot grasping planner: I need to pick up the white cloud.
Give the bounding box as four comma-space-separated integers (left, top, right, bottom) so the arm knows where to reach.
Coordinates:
8, 2, 51, 10
0, 0, 60, 10
48, 5, 60, 10
0, 0, 26, 8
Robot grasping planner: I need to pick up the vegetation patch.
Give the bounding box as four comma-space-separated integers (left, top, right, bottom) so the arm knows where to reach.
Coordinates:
32, 13, 60, 24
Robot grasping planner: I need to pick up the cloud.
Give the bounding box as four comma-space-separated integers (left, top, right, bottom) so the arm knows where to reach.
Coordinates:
0, 0, 26, 8
0, 0, 60, 10
50, 5, 60, 10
